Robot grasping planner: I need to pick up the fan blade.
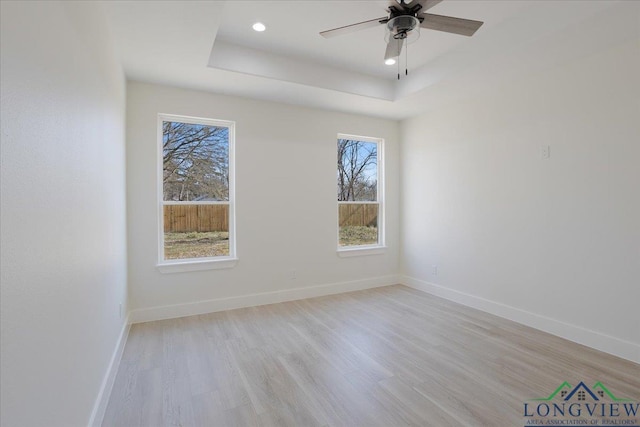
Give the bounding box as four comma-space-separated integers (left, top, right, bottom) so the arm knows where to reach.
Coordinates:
405, 0, 443, 12
420, 13, 483, 36
320, 17, 386, 38
385, 37, 404, 61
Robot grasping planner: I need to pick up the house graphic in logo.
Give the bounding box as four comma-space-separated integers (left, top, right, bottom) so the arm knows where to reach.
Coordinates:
524, 381, 639, 425
532, 381, 573, 401
564, 381, 600, 401
532, 381, 633, 402
593, 381, 634, 402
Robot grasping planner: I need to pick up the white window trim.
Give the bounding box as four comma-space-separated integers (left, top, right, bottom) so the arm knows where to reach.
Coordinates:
337, 133, 385, 256
156, 113, 237, 273
157, 258, 238, 274
337, 246, 387, 257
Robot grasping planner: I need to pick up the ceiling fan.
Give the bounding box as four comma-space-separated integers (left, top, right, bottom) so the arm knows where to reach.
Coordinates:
320, 0, 483, 69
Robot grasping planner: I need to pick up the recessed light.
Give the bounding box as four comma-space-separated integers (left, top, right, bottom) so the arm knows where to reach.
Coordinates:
252, 22, 266, 32
384, 58, 396, 65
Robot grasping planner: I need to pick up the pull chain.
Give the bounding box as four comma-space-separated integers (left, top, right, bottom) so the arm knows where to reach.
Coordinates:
394, 37, 409, 80
405, 41, 408, 76
397, 39, 401, 80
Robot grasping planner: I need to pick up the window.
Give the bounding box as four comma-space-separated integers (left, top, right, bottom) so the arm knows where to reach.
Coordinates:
337, 134, 384, 252
158, 114, 235, 270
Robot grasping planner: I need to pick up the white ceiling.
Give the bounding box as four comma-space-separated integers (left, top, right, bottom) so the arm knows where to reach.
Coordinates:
103, 0, 637, 120
214, 1, 512, 80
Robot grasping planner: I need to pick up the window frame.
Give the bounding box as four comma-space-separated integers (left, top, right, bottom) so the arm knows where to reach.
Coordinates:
156, 113, 237, 273
336, 133, 385, 256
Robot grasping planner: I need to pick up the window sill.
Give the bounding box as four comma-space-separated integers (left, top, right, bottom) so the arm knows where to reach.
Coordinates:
157, 257, 238, 274
337, 246, 387, 257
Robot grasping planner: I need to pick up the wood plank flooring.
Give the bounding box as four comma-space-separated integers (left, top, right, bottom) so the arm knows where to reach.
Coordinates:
103, 285, 640, 426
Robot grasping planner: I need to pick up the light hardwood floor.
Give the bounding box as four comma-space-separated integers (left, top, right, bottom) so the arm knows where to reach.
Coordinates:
103, 285, 639, 426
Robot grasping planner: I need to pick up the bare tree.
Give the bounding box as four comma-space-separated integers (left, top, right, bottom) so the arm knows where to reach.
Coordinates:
337, 139, 377, 201
163, 122, 229, 201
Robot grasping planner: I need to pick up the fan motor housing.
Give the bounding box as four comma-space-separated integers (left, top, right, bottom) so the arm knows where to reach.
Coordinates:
387, 15, 419, 38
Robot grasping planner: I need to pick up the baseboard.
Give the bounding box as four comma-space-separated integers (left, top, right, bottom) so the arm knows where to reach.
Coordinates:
402, 276, 640, 364
130, 275, 401, 324
88, 315, 131, 427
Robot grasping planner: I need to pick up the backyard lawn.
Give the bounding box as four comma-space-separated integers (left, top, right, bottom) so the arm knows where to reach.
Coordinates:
339, 225, 378, 247
164, 231, 229, 259
164, 226, 378, 259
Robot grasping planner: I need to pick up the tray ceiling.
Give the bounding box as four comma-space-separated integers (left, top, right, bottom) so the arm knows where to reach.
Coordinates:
103, 1, 635, 119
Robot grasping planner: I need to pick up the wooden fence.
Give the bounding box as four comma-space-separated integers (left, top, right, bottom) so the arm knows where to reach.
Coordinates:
164, 203, 377, 233
339, 203, 378, 227
164, 204, 229, 232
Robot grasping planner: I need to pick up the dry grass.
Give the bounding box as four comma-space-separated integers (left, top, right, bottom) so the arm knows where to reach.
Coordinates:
339, 225, 378, 246
164, 226, 377, 259
164, 231, 229, 259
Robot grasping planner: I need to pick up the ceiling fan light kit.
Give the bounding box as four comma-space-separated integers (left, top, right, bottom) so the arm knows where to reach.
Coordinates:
320, 0, 484, 80
385, 16, 420, 44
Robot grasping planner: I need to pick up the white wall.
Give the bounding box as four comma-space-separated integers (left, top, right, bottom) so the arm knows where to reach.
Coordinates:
401, 6, 640, 362
0, 2, 128, 426
127, 82, 400, 320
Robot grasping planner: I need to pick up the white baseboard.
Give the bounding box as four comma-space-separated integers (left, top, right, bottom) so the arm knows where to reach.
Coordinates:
130, 275, 401, 324
402, 276, 639, 364
88, 315, 131, 427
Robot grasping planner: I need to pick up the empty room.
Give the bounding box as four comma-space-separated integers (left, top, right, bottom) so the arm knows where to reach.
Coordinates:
1, 1, 639, 426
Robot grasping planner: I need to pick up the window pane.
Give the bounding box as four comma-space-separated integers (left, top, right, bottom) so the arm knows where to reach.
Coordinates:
163, 121, 229, 202
337, 139, 377, 202
163, 204, 229, 259
339, 203, 378, 246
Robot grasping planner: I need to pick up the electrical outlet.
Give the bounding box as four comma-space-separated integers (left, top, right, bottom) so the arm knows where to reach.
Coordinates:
290, 270, 297, 280
541, 145, 551, 160
432, 265, 438, 276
